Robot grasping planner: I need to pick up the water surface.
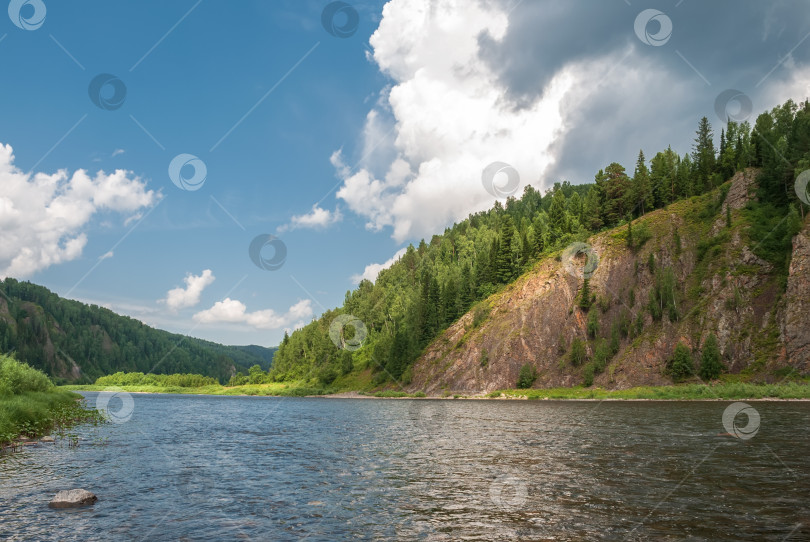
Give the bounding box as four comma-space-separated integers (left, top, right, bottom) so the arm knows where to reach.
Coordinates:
1, 394, 808, 541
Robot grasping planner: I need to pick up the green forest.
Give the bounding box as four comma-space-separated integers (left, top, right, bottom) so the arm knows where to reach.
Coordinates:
0, 279, 276, 383
269, 99, 810, 387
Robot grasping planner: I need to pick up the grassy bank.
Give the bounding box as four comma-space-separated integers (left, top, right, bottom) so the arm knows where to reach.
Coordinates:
491, 381, 810, 400
0, 355, 102, 445
61, 382, 331, 397
61, 379, 810, 400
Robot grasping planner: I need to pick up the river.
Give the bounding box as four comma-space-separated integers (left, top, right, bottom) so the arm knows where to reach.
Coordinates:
1, 393, 808, 541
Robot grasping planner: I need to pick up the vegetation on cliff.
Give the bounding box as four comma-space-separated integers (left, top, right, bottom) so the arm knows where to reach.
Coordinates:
268, 98, 810, 391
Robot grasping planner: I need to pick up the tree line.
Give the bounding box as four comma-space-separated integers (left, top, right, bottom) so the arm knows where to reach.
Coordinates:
266, 99, 810, 387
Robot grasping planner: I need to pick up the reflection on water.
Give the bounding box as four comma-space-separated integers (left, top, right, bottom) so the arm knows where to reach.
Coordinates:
1, 394, 809, 541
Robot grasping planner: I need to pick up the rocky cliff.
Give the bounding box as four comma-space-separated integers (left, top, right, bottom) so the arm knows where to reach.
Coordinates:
409, 170, 809, 394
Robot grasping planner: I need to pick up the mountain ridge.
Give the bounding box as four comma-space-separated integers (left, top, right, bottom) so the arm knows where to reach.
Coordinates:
0, 279, 276, 383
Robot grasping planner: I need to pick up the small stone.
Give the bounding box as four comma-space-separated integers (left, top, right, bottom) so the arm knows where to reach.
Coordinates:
48, 489, 98, 509
40, 436, 55, 443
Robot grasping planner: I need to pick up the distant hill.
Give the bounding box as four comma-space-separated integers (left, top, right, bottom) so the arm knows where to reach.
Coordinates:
0, 278, 276, 384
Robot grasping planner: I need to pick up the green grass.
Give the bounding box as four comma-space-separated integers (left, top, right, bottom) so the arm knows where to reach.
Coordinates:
60, 381, 332, 397
489, 381, 810, 400
1, 354, 103, 445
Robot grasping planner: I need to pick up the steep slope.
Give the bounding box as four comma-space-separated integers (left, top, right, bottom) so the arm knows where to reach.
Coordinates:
0, 278, 275, 383
409, 170, 807, 394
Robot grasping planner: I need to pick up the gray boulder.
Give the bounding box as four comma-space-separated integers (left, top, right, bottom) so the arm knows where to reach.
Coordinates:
48, 489, 97, 508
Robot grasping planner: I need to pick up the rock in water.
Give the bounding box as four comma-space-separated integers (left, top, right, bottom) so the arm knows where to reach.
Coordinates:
40, 436, 55, 443
48, 489, 98, 508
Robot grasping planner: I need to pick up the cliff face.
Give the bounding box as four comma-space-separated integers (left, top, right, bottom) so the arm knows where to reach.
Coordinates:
782, 222, 810, 373
409, 170, 807, 394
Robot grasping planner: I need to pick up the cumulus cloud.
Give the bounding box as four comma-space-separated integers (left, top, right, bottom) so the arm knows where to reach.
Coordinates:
278, 204, 342, 232
161, 269, 216, 311
351, 247, 406, 284
193, 298, 313, 330
0, 143, 158, 278
333, 0, 572, 242
330, 0, 810, 244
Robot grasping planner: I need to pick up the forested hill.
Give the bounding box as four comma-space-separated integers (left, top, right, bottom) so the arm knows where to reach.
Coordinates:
269, 98, 810, 390
0, 278, 276, 383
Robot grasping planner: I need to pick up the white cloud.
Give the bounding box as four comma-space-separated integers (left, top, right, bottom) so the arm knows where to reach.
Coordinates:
0, 143, 159, 278
161, 269, 216, 311
278, 204, 342, 232
99, 251, 114, 261
112, 149, 125, 157
332, 0, 574, 242
352, 247, 406, 284
193, 298, 313, 330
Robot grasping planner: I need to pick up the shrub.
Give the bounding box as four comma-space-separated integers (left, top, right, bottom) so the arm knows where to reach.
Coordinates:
583, 363, 595, 387
668, 343, 694, 382
609, 323, 621, 356
569, 338, 586, 366
634, 222, 652, 249
228, 373, 248, 386
699, 333, 724, 380
648, 268, 679, 322
480, 349, 489, 368
587, 310, 599, 338
634, 312, 644, 338
0, 355, 52, 395
472, 304, 490, 328
516, 364, 538, 389
592, 340, 611, 373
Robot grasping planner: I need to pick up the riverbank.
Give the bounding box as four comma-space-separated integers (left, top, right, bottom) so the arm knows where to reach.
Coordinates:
0, 356, 103, 446
60, 380, 810, 400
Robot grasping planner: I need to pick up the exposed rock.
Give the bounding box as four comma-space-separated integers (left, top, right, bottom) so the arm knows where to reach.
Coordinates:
712, 168, 759, 236
48, 489, 98, 509
782, 218, 810, 373
409, 185, 803, 395
40, 436, 55, 443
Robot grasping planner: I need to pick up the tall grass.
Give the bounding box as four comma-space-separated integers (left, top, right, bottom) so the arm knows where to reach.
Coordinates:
0, 354, 99, 445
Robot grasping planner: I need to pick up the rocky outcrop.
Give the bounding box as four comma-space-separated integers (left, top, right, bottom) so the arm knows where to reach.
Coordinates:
409, 171, 804, 395
48, 489, 97, 509
782, 217, 810, 373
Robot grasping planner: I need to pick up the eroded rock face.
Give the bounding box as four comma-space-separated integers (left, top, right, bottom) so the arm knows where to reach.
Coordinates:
782, 219, 810, 373
409, 170, 806, 395
48, 489, 97, 509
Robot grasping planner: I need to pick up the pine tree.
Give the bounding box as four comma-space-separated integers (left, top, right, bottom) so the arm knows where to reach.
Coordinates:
496, 215, 516, 283
668, 343, 694, 382
547, 189, 567, 244
692, 116, 716, 193
532, 216, 546, 255
699, 333, 723, 380
582, 187, 603, 231
632, 150, 653, 216
579, 279, 592, 311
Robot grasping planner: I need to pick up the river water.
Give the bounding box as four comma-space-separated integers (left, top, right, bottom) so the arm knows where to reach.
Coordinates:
1, 393, 808, 541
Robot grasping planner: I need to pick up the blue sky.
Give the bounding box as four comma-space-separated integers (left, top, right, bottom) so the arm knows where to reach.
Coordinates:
1, 0, 808, 347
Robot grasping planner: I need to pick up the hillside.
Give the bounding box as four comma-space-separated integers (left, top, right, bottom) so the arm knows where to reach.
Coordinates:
268, 98, 810, 393
409, 169, 810, 394
0, 279, 275, 383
